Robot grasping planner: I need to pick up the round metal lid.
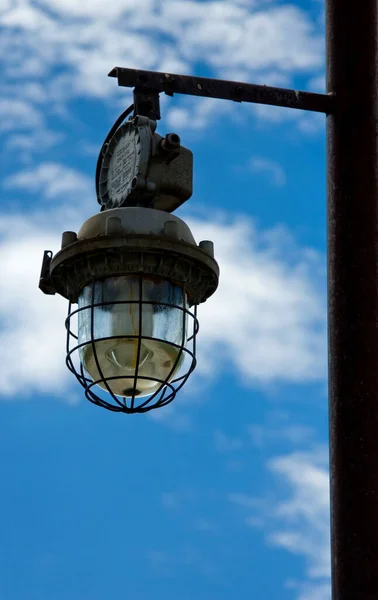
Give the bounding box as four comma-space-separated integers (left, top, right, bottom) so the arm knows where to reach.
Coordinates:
98, 118, 152, 210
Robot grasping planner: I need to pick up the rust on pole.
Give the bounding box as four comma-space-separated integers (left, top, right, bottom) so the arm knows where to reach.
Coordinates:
327, 0, 378, 597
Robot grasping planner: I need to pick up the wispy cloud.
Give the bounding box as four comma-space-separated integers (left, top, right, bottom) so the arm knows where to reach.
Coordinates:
7, 130, 64, 153
0, 226, 71, 397
287, 580, 331, 600
268, 448, 330, 579
4, 162, 92, 200
0, 183, 94, 398
249, 156, 286, 187
187, 214, 326, 387
159, 487, 221, 540
0, 1, 324, 132
148, 400, 194, 431
230, 445, 330, 599
167, 96, 235, 131
0, 98, 43, 131
248, 411, 315, 448
147, 544, 219, 577
214, 430, 243, 453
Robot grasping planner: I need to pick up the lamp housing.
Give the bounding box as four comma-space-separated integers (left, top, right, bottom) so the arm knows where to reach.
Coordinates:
40, 207, 219, 413
97, 115, 193, 213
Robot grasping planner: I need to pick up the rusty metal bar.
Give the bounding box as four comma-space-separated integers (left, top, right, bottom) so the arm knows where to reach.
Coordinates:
327, 0, 378, 597
109, 67, 334, 114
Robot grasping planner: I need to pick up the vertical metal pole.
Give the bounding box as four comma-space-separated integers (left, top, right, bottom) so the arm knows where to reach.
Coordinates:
327, 0, 378, 598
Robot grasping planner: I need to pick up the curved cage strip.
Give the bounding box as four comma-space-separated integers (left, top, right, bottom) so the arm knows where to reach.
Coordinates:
65, 277, 198, 413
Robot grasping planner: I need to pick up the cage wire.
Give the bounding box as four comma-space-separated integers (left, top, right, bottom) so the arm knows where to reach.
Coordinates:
65, 275, 199, 413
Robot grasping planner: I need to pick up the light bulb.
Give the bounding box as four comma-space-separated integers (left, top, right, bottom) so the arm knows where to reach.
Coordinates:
78, 276, 186, 397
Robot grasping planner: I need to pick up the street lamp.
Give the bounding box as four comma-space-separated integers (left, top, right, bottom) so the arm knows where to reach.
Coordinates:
39, 109, 219, 413
37, 3, 378, 592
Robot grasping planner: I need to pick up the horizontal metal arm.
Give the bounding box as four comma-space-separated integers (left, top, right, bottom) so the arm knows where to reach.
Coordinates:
109, 67, 334, 114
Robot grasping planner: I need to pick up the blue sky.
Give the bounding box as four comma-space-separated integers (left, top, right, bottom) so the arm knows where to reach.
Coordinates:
0, 1, 330, 599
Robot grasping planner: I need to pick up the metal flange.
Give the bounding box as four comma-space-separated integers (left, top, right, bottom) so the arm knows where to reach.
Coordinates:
40, 207, 219, 306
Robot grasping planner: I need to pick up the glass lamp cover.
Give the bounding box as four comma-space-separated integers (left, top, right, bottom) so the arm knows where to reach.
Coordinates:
78, 276, 186, 397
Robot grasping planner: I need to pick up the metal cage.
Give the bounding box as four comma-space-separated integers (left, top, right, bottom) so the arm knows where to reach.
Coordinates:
65, 276, 199, 413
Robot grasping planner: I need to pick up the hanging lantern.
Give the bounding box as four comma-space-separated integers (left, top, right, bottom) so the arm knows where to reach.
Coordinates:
39, 113, 219, 413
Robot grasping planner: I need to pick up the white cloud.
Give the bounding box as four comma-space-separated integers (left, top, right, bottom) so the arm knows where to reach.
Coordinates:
268, 449, 330, 579
167, 91, 325, 136
4, 162, 93, 199
167, 96, 235, 131
1, 3, 52, 29
0, 199, 326, 399
0, 0, 12, 13
0, 98, 43, 131
249, 156, 286, 187
0, 226, 70, 396
218, 67, 292, 89
289, 580, 331, 600
230, 446, 330, 600
7, 130, 64, 157
0, 1, 324, 131
39, 0, 152, 18
170, 4, 323, 72
186, 214, 326, 386
0, 171, 95, 399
